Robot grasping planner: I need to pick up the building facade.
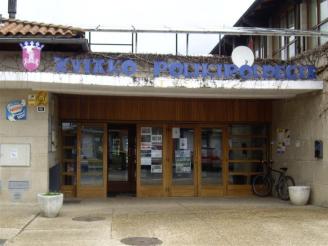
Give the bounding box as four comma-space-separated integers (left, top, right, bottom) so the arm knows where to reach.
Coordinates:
0, 1, 327, 205
212, 0, 328, 206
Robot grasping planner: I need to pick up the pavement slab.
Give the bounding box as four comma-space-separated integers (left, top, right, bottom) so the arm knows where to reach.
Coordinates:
1, 197, 328, 246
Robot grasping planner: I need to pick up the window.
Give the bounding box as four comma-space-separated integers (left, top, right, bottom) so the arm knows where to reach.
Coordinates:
309, 0, 319, 48
288, 10, 296, 58
280, 16, 287, 60
320, 0, 328, 44
309, 0, 328, 47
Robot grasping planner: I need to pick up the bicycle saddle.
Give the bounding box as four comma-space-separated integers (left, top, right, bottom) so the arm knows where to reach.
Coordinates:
280, 167, 288, 171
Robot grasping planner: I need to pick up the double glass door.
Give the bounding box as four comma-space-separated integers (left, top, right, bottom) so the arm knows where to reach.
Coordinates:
138, 125, 225, 197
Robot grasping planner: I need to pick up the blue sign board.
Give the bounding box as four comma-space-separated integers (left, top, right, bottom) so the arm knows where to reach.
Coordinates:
54, 57, 317, 81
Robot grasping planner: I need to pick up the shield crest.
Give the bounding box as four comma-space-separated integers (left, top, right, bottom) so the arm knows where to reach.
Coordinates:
20, 41, 44, 72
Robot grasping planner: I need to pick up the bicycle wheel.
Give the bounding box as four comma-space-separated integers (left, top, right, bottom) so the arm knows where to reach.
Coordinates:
278, 176, 295, 200
252, 175, 272, 197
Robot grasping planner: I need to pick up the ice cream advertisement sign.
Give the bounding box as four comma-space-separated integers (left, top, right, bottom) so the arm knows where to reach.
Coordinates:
6, 100, 27, 121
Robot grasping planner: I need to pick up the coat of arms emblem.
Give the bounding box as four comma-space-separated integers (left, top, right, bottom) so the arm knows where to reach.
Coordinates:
20, 41, 44, 72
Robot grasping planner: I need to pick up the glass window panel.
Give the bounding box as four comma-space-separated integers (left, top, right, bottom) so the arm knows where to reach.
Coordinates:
229, 175, 258, 185
320, 22, 328, 44
230, 125, 267, 136
201, 128, 223, 185
62, 122, 77, 186
140, 127, 163, 185
229, 163, 264, 173
280, 17, 287, 60
80, 126, 104, 186
108, 129, 129, 181
63, 176, 75, 186
319, 0, 328, 45
172, 128, 194, 185
320, 0, 328, 21
230, 137, 267, 148
288, 10, 295, 58
229, 150, 266, 160
310, 0, 318, 27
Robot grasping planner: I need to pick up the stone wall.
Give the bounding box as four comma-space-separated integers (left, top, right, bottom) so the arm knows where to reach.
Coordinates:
0, 89, 49, 202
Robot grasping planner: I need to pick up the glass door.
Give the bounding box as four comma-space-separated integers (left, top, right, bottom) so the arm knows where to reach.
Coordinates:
77, 124, 107, 198
168, 126, 196, 196
108, 125, 136, 195
137, 125, 165, 197
199, 127, 226, 196
227, 125, 267, 195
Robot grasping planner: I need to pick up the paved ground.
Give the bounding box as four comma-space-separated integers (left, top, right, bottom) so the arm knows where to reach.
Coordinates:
1, 197, 328, 246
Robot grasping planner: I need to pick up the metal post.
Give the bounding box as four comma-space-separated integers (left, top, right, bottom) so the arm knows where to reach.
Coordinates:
186, 33, 189, 56
219, 34, 221, 56
131, 32, 134, 53
88, 31, 91, 50
135, 32, 138, 53
175, 33, 178, 55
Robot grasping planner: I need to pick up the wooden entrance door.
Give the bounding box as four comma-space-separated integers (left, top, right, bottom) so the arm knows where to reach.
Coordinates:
107, 125, 136, 195
167, 126, 197, 196
77, 124, 107, 198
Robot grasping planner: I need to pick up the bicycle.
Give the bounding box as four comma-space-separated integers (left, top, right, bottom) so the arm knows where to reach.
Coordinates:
252, 160, 295, 200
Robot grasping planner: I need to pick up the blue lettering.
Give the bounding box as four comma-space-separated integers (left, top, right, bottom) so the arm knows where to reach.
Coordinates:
239, 65, 253, 80
253, 65, 260, 79
169, 62, 183, 78
201, 64, 209, 79
83, 59, 91, 74
71, 59, 81, 73
274, 65, 286, 80
122, 60, 137, 76
286, 65, 298, 80
154, 61, 168, 77
263, 65, 275, 79
184, 63, 199, 78
54, 57, 68, 73
93, 59, 105, 74
224, 64, 238, 79
307, 65, 317, 79
216, 64, 223, 78
107, 59, 120, 74
299, 66, 307, 79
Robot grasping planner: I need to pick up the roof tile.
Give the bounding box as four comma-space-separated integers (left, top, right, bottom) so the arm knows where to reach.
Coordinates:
0, 18, 85, 38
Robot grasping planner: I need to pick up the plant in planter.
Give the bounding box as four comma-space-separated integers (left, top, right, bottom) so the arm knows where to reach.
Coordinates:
37, 192, 64, 218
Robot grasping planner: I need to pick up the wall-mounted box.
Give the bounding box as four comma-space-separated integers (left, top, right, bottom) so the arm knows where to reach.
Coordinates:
0, 144, 31, 166
315, 140, 323, 159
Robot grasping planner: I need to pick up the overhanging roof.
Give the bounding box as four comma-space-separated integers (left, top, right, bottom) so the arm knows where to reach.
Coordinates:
0, 18, 88, 51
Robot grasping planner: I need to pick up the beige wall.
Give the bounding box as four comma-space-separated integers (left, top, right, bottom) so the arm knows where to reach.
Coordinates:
272, 80, 328, 206
0, 89, 50, 202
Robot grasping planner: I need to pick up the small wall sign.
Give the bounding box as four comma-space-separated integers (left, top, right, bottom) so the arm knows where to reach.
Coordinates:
6, 100, 27, 121
37, 106, 46, 112
28, 94, 36, 106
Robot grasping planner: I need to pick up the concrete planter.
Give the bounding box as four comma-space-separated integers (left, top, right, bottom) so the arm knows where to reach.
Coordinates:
37, 193, 63, 217
288, 186, 310, 206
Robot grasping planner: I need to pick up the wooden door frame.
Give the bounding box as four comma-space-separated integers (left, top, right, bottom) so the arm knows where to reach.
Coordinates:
76, 123, 107, 198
